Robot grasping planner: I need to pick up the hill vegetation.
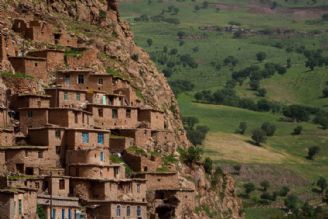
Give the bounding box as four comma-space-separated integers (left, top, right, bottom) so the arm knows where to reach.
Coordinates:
120, 0, 328, 217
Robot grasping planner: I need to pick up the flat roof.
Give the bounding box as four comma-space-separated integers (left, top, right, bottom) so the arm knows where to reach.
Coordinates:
133, 171, 177, 176
68, 163, 121, 167
84, 199, 147, 205
65, 127, 110, 133
69, 176, 146, 182
45, 87, 88, 93
8, 56, 47, 61
17, 107, 92, 114
18, 93, 50, 98
87, 103, 138, 109
57, 69, 93, 74
0, 146, 48, 150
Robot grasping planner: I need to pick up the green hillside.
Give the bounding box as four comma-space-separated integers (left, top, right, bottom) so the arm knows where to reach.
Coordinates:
120, 0, 328, 218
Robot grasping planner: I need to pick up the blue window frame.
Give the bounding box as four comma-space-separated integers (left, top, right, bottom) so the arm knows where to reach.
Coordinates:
82, 132, 89, 143
100, 151, 104, 161
76, 93, 80, 101
64, 92, 68, 100
116, 205, 121, 216
137, 206, 141, 217
68, 208, 72, 219
62, 209, 65, 219
98, 133, 104, 144
127, 206, 131, 216
18, 199, 22, 215
51, 209, 56, 219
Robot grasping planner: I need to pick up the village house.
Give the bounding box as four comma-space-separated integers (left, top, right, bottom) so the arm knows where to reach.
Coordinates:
12, 19, 54, 44
0, 188, 37, 219
138, 108, 165, 130
54, 31, 78, 48
122, 151, 161, 173
27, 49, 65, 70
87, 91, 125, 107
45, 87, 88, 109
0, 129, 14, 146
8, 56, 47, 80
10, 93, 50, 109
114, 87, 139, 106
115, 128, 152, 150
0, 107, 10, 128
65, 48, 99, 69
0, 31, 18, 61
109, 136, 134, 154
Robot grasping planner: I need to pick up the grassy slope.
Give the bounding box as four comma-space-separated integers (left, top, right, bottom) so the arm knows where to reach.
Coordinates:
120, 0, 328, 216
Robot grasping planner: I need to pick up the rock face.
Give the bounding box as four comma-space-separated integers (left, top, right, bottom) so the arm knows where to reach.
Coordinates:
0, 0, 243, 218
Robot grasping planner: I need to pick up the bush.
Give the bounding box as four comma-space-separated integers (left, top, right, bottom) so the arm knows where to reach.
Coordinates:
179, 146, 203, 165
233, 164, 241, 175
131, 53, 139, 62
257, 88, 267, 97
317, 177, 327, 193
278, 186, 290, 197
237, 122, 247, 134
292, 126, 303, 135
307, 146, 320, 160
261, 122, 276, 136
256, 52, 267, 62
260, 180, 270, 192
322, 88, 328, 98
203, 157, 213, 174
251, 128, 267, 146
283, 105, 310, 122
284, 195, 299, 213
169, 80, 194, 95
243, 183, 256, 198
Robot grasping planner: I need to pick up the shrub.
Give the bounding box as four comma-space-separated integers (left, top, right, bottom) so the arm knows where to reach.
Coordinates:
307, 146, 320, 160
233, 164, 241, 175
131, 53, 139, 62
260, 180, 270, 192
257, 88, 267, 97
237, 122, 247, 135
278, 186, 290, 197
256, 52, 267, 62
243, 183, 256, 198
179, 146, 203, 165
251, 129, 267, 146
203, 157, 213, 174
261, 122, 276, 136
284, 195, 299, 213
292, 126, 303, 135
317, 177, 327, 193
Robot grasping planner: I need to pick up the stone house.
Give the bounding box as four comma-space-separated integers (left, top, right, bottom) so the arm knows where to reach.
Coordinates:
109, 136, 134, 154
27, 49, 65, 70
116, 129, 152, 149
65, 128, 110, 150
54, 31, 78, 48
65, 48, 99, 69
0, 107, 10, 128
8, 56, 48, 81
56, 70, 114, 93
12, 19, 54, 44
10, 93, 50, 109
133, 172, 179, 191
114, 87, 138, 107
122, 151, 161, 173
0, 129, 14, 146
88, 104, 138, 129
68, 163, 125, 180
0, 188, 37, 219
45, 88, 88, 108
87, 91, 124, 107
138, 109, 165, 130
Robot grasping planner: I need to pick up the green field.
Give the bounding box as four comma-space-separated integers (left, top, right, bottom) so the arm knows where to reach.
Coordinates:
120, 0, 328, 217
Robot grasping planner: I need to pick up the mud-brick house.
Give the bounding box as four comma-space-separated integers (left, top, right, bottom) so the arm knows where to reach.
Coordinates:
133, 172, 179, 191
88, 104, 138, 129
56, 70, 114, 93
8, 56, 47, 80
65, 128, 110, 150
109, 136, 134, 153
138, 108, 165, 130
27, 49, 65, 70
10, 93, 50, 109
114, 87, 139, 107
0, 31, 18, 61
45, 87, 88, 108
12, 19, 54, 44
122, 151, 161, 173
54, 31, 78, 48
115, 128, 152, 150
0, 129, 14, 146
0, 107, 10, 128
0, 188, 37, 219
87, 91, 124, 107
65, 48, 99, 69
18, 107, 93, 134
2, 145, 56, 175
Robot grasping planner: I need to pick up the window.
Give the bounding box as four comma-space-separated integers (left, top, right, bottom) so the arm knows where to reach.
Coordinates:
82, 132, 89, 144
55, 130, 61, 139
27, 111, 33, 118
74, 112, 78, 123
98, 78, 103, 85
64, 75, 70, 85
137, 184, 141, 193
56, 146, 61, 154
114, 167, 119, 178
64, 92, 68, 100
38, 151, 43, 158
98, 109, 103, 117
25, 151, 28, 157
51, 208, 56, 219
112, 109, 118, 119
137, 206, 142, 217
62, 209, 65, 219
35, 62, 38, 67
68, 209, 72, 219
98, 133, 104, 144
18, 199, 22, 215
59, 179, 65, 190
116, 205, 121, 217
127, 206, 131, 217
100, 151, 104, 162
35, 182, 40, 189
77, 74, 84, 84
102, 96, 107, 105
76, 93, 80, 101
126, 109, 131, 118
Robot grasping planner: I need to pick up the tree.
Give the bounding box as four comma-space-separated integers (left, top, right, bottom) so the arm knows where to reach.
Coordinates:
301, 202, 316, 218
260, 180, 270, 192
323, 190, 328, 203
256, 52, 267, 62
203, 157, 213, 174
177, 31, 186, 40
261, 122, 276, 136
283, 105, 310, 122
179, 146, 203, 165
249, 80, 260, 90
287, 58, 292, 68
183, 116, 199, 130
292, 126, 303, 135
146, 38, 153, 47
317, 177, 327, 193
257, 88, 267, 97
251, 128, 267, 145
322, 88, 328, 98
233, 164, 241, 175
284, 195, 299, 214
243, 183, 255, 198
307, 146, 320, 160
278, 186, 290, 197
237, 122, 247, 135
251, 129, 267, 146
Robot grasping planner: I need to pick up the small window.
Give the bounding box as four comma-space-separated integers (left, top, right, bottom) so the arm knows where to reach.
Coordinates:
59, 179, 65, 190
114, 167, 119, 178
126, 109, 131, 118
74, 112, 78, 123
137, 184, 141, 193
35, 182, 40, 189
112, 109, 118, 119
76, 93, 80, 101
56, 146, 61, 154
55, 130, 61, 139
64, 92, 68, 100
157, 178, 161, 182
116, 205, 121, 217
98, 78, 103, 85
18, 199, 22, 215
82, 132, 89, 143
127, 206, 131, 217
62, 208, 65, 219
27, 111, 33, 118
38, 151, 43, 158
35, 63, 38, 67
98, 109, 103, 117
100, 151, 104, 161
137, 206, 142, 217
77, 74, 84, 84
98, 133, 104, 145
25, 151, 28, 157
52, 209, 56, 219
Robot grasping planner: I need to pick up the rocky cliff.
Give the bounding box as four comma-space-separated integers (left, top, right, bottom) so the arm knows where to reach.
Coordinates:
0, 0, 242, 218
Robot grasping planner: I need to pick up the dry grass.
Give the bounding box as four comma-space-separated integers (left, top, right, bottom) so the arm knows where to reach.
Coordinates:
203, 132, 288, 164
